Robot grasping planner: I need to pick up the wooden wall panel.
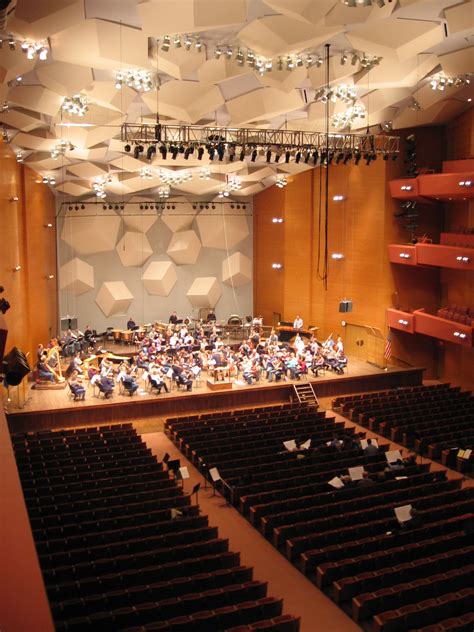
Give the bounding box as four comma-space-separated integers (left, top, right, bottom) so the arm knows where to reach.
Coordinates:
0, 141, 57, 367
445, 106, 474, 161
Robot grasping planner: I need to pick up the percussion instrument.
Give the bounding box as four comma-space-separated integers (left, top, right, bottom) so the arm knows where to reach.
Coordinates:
121, 330, 133, 343
112, 329, 122, 342
276, 326, 319, 342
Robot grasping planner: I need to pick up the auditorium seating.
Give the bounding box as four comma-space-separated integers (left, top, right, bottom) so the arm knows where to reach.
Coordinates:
332, 384, 473, 472
12, 423, 300, 631
168, 403, 474, 631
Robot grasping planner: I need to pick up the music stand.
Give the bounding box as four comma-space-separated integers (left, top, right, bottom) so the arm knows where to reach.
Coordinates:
163, 452, 170, 466
189, 482, 201, 505
167, 459, 181, 478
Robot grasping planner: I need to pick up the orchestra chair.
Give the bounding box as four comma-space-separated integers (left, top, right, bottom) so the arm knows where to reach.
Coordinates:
68, 383, 85, 401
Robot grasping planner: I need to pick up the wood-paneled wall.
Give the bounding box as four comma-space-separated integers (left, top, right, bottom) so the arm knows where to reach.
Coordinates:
0, 141, 57, 366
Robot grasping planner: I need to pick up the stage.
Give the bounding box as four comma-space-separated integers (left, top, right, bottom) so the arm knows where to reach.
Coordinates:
5, 358, 424, 433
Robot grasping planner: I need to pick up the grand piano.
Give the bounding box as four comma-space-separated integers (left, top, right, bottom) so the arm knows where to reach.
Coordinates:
276, 323, 319, 342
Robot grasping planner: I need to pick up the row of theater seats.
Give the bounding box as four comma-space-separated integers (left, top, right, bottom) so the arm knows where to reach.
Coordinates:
437, 305, 473, 326
12, 423, 300, 631
332, 384, 474, 471
168, 403, 474, 631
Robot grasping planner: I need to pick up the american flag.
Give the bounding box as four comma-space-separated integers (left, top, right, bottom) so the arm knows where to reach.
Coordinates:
384, 327, 393, 359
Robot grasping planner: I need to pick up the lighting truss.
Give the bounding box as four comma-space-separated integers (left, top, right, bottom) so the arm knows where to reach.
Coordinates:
120, 123, 399, 160
58, 200, 252, 216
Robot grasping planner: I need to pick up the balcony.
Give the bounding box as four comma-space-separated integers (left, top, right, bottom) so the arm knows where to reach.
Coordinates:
389, 159, 474, 202
386, 308, 473, 347
388, 240, 474, 271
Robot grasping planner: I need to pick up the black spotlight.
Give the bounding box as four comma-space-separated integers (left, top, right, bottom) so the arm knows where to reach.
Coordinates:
146, 145, 156, 161
327, 152, 334, 165
178, 144, 185, 155
68, 205, 73, 211
251, 149, 257, 162
192, 204, 197, 210
336, 152, 344, 165
159, 145, 167, 159
74, 205, 79, 211
108, 204, 113, 210
383, 152, 389, 161
295, 151, 301, 164
197, 147, 205, 160
170, 146, 178, 159
139, 204, 144, 210
312, 150, 318, 165
266, 149, 272, 163
275, 153, 281, 163
144, 204, 149, 210
102, 204, 107, 210
184, 146, 194, 159
134, 144, 144, 159
208, 147, 215, 160
304, 152, 310, 164
239, 147, 246, 161
124, 144, 131, 153
211, 204, 215, 209
343, 152, 352, 165
392, 153, 398, 161
285, 151, 291, 163
217, 143, 225, 161
354, 151, 361, 165
0, 298, 11, 314
81, 204, 85, 210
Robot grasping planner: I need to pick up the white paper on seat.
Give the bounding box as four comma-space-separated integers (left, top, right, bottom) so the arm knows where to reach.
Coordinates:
360, 439, 378, 449
394, 504, 412, 523
385, 449, 402, 463
166, 368, 173, 378
349, 466, 364, 481
283, 440, 297, 452
463, 449, 472, 459
191, 366, 201, 376
179, 466, 190, 480
209, 467, 221, 482
300, 439, 311, 450
90, 374, 100, 385
395, 476, 408, 480
328, 476, 344, 489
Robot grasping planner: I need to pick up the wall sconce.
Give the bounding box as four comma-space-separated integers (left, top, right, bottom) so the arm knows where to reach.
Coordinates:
453, 331, 467, 339
331, 253, 344, 260
456, 256, 470, 263
398, 319, 409, 326
13, 265, 21, 271
458, 180, 472, 187
46, 274, 55, 280
332, 195, 345, 201
44, 223, 54, 228
400, 185, 413, 191
9, 196, 19, 202
272, 217, 284, 223
272, 263, 283, 269
399, 253, 411, 259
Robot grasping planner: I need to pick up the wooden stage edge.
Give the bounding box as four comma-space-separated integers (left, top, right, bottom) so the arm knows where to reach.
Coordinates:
7, 367, 424, 434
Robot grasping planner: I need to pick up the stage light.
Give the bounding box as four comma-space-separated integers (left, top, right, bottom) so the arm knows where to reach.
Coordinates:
159, 145, 167, 159
239, 147, 246, 161
266, 149, 272, 163
251, 149, 258, 162
354, 151, 361, 165
134, 144, 144, 159
295, 151, 301, 164
146, 145, 156, 161
171, 146, 179, 160
197, 147, 204, 160
124, 144, 131, 153
285, 151, 291, 163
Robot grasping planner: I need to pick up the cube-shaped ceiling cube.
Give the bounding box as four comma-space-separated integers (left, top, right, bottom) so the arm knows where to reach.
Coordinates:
166, 230, 201, 265
196, 213, 249, 250
161, 197, 196, 233
123, 200, 158, 233
59, 257, 94, 295
95, 281, 134, 317
187, 277, 222, 308
61, 211, 121, 255
116, 231, 154, 267
222, 252, 252, 287
141, 261, 177, 296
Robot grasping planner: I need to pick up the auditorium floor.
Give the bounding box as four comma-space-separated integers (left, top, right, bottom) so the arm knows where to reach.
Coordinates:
3, 355, 396, 415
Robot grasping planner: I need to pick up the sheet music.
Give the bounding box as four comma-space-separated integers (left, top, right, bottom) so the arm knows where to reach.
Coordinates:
283, 440, 297, 452
385, 449, 402, 463
360, 439, 378, 449
191, 366, 201, 376
300, 439, 311, 450
463, 449, 472, 459
328, 476, 344, 489
394, 504, 412, 523
209, 467, 221, 482
179, 467, 190, 480
349, 466, 364, 481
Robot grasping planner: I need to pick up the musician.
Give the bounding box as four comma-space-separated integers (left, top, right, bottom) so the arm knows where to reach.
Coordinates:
268, 328, 279, 346
148, 367, 169, 394
121, 367, 139, 395
37, 360, 55, 383
172, 365, 193, 391
100, 374, 115, 398
68, 369, 86, 399
207, 309, 216, 322
293, 334, 305, 356
168, 311, 178, 325
126, 316, 137, 330
84, 325, 96, 347
335, 336, 344, 353
293, 315, 303, 329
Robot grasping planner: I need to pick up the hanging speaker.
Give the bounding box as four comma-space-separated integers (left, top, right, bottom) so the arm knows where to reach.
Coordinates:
339, 300, 353, 313
2, 347, 31, 386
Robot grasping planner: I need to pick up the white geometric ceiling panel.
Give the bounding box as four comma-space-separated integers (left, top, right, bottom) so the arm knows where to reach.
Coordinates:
187, 276, 222, 308
346, 18, 444, 62
196, 213, 249, 250
0, 48, 36, 84
0, 109, 45, 133
24, 153, 73, 171
35, 62, 94, 98
439, 47, 474, 76
222, 252, 252, 288
51, 19, 149, 71
116, 231, 153, 267
138, 0, 248, 37
56, 182, 92, 197
353, 52, 439, 90
261, 0, 336, 25
141, 261, 178, 297
141, 81, 225, 124
167, 230, 202, 265
259, 66, 308, 93
393, 99, 466, 129
59, 257, 94, 296
161, 198, 196, 233
444, 2, 473, 34
61, 209, 121, 255
10, 0, 85, 40
198, 58, 253, 86
67, 162, 109, 179
238, 15, 340, 57
226, 88, 303, 125
95, 281, 134, 318
81, 82, 138, 114
11, 131, 57, 152
308, 58, 358, 89
7, 86, 63, 117
155, 47, 206, 81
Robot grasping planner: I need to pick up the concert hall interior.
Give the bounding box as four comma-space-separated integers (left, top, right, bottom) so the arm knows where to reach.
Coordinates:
1, 1, 473, 631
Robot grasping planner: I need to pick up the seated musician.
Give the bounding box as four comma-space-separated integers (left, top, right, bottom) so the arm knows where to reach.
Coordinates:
172, 365, 193, 391
37, 360, 55, 383
293, 333, 305, 356
268, 328, 279, 346
168, 311, 178, 325
311, 350, 326, 376
68, 369, 86, 399
126, 316, 137, 330
100, 373, 115, 398
148, 367, 169, 394
207, 309, 216, 322
285, 353, 301, 380
293, 315, 304, 329
334, 349, 348, 374
121, 367, 139, 395
84, 325, 96, 348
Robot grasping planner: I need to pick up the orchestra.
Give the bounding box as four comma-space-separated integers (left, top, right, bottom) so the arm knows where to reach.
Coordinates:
33, 314, 348, 399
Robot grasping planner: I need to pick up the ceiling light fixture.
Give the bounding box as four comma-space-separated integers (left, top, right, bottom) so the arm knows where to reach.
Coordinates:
61, 94, 89, 117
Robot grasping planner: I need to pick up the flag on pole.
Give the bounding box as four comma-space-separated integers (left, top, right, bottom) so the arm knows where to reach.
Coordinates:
384, 327, 393, 359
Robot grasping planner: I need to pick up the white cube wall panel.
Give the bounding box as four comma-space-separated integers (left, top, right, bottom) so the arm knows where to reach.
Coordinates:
59, 257, 94, 295
222, 252, 252, 287
187, 277, 222, 308
166, 230, 202, 265
95, 281, 134, 317
116, 232, 154, 267
61, 212, 121, 255
141, 261, 177, 296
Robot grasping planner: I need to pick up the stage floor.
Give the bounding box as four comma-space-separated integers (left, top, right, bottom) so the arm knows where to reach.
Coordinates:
4, 356, 419, 417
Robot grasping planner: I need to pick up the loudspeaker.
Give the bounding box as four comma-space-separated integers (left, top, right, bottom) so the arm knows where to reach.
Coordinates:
0, 315, 7, 364
3, 347, 31, 386
338, 300, 353, 313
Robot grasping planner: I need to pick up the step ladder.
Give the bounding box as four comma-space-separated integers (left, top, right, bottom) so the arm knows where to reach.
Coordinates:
293, 382, 319, 406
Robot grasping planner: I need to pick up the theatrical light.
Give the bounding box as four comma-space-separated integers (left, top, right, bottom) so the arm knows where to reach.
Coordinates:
114, 69, 153, 92
13, 265, 21, 271
453, 331, 467, 339
161, 36, 171, 51
124, 144, 131, 153
332, 104, 366, 129
8, 37, 15, 50
41, 176, 56, 185
351, 52, 359, 66
9, 196, 19, 202
398, 319, 409, 326
272, 263, 283, 269
458, 180, 472, 187
199, 168, 211, 180
400, 185, 413, 191
275, 176, 287, 188
158, 186, 170, 199
146, 145, 157, 161
340, 52, 347, 65
409, 98, 422, 111
46, 274, 55, 280
430, 72, 471, 91
140, 167, 154, 179
134, 144, 144, 159
272, 217, 284, 223
61, 95, 89, 117
159, 145, 168, 160
92, 175, 111, 199
236, 49, 244, 65
16, 151, 24, 163
285, 151, 291, 163
331, 253, 345, 260
455, 256, 470, 263
214, 46, 222, 59
45, 223, 54, 228
399, 253, 411, 259
218, 190, 230, 198
333, 195, 345, 201
51, 140, 74, 160
173, 35, 181, 48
